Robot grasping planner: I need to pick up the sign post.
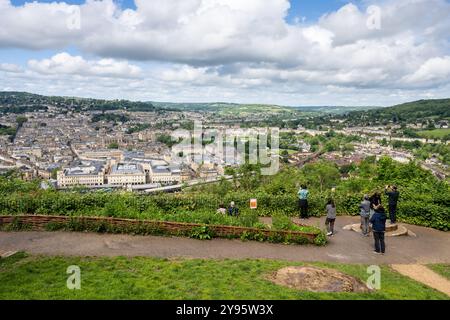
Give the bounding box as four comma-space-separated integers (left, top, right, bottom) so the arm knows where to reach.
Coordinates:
250, 199, 257, 210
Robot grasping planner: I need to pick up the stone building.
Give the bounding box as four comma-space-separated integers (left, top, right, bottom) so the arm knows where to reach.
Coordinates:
57, 163, 106, 187
107, 163, 146, 186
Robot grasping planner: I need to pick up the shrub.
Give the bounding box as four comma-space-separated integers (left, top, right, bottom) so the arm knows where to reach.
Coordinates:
239, 211, 259, 227
1, 157, 448, 231
313, 232, 328, 246
189, 226, 213, 240
272, 213, 293, 231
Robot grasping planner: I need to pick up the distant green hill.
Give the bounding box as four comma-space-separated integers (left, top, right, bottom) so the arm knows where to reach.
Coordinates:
380, 99, 450, 120
0, 91, 157, 113
152, 101, 300, 116
153, 102, 375, 115
342, 99, 450, 126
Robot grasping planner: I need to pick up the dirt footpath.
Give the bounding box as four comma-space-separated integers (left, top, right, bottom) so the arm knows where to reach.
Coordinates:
391, 264, 450, 297
1, 216, 449, 264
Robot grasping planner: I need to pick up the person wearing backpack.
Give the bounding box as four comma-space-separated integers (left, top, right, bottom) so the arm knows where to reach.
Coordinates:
227, 201, 239, 217
359, 195, 371, 237
325, 199, 337, 236
297, 185, 309, 219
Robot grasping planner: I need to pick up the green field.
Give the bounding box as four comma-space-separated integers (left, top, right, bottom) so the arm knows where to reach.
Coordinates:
418, 128, 450, 139
153, 101, 316, 117
216, 104, 294, 116
279, 149, 299, 156
0, 253, 447, 300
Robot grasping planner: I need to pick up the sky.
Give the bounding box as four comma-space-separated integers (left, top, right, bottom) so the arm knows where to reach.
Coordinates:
0, 0, 450, 106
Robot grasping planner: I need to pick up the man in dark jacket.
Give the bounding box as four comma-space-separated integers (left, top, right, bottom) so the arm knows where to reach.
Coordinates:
370, 206, 387, 254
385, 185, 400, 224
369, 192, 382, 211
227, 201, 239, 217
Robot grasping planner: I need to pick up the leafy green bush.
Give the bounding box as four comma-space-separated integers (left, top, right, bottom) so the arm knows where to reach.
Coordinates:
239, 211, 259, 227
189, 226, 213, 240
313, 232, 328, 246
272, 213, 293, 231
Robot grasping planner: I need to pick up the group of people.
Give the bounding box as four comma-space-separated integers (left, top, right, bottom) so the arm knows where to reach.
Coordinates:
217, 202, 240, 216
215, 184, 401, 256
297, 184, 400, 255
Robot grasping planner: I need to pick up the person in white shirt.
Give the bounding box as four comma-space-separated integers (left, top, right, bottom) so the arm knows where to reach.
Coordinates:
297, 185, 309, 219
217, 203, 226, 215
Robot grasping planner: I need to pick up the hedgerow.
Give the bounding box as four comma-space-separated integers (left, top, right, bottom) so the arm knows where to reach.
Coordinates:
0, 157, 448, 231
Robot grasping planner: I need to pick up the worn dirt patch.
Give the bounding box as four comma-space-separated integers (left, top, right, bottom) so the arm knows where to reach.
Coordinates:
268, 266, 371, 293
391, 264, 450, 297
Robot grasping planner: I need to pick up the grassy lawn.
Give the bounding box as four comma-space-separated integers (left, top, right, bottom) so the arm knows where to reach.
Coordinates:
0, 253, 447, 300
418, 128, 450, 139
216, 104, 297, 116
428, 264, 450, 280
281, 149, 299, 155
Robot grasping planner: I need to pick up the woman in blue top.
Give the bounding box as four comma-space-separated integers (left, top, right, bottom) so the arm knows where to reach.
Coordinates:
298, 185, 309, 219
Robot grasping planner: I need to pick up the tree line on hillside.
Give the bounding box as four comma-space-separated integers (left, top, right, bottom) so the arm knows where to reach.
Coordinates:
338, 99, 450, 127
91, 113, 130, 124
0, 92, 158, 114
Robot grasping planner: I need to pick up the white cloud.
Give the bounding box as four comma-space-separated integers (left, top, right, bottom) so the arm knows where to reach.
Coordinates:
402, 56, 450, 87
0, 0, 85, 49
27, 52, 142, 79
0, 63, 22, 73
0, 0, 449, 104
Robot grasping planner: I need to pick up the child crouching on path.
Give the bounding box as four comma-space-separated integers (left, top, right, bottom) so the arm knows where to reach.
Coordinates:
325, 199, 337, 236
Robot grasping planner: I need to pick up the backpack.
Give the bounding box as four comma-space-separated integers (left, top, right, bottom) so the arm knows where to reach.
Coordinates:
361, 209, 370, 218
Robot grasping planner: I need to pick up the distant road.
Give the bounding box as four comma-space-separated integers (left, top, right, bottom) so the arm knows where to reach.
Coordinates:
144, 175, 234, 194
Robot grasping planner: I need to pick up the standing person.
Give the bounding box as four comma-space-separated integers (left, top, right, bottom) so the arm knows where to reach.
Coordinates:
359, 195, 371, 237
297, 185, 309, 219
370, 205, 387, 255
227, 201, 239, 217
325, 199, 337, 236
385, 185, 400, 224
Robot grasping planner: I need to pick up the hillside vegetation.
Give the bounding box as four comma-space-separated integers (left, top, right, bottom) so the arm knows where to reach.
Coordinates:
153, 101, 310, 117
418, 129, 450, 139
341, 99, 450, 126
1, 157, 448, 231
0, 92, 157, 113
